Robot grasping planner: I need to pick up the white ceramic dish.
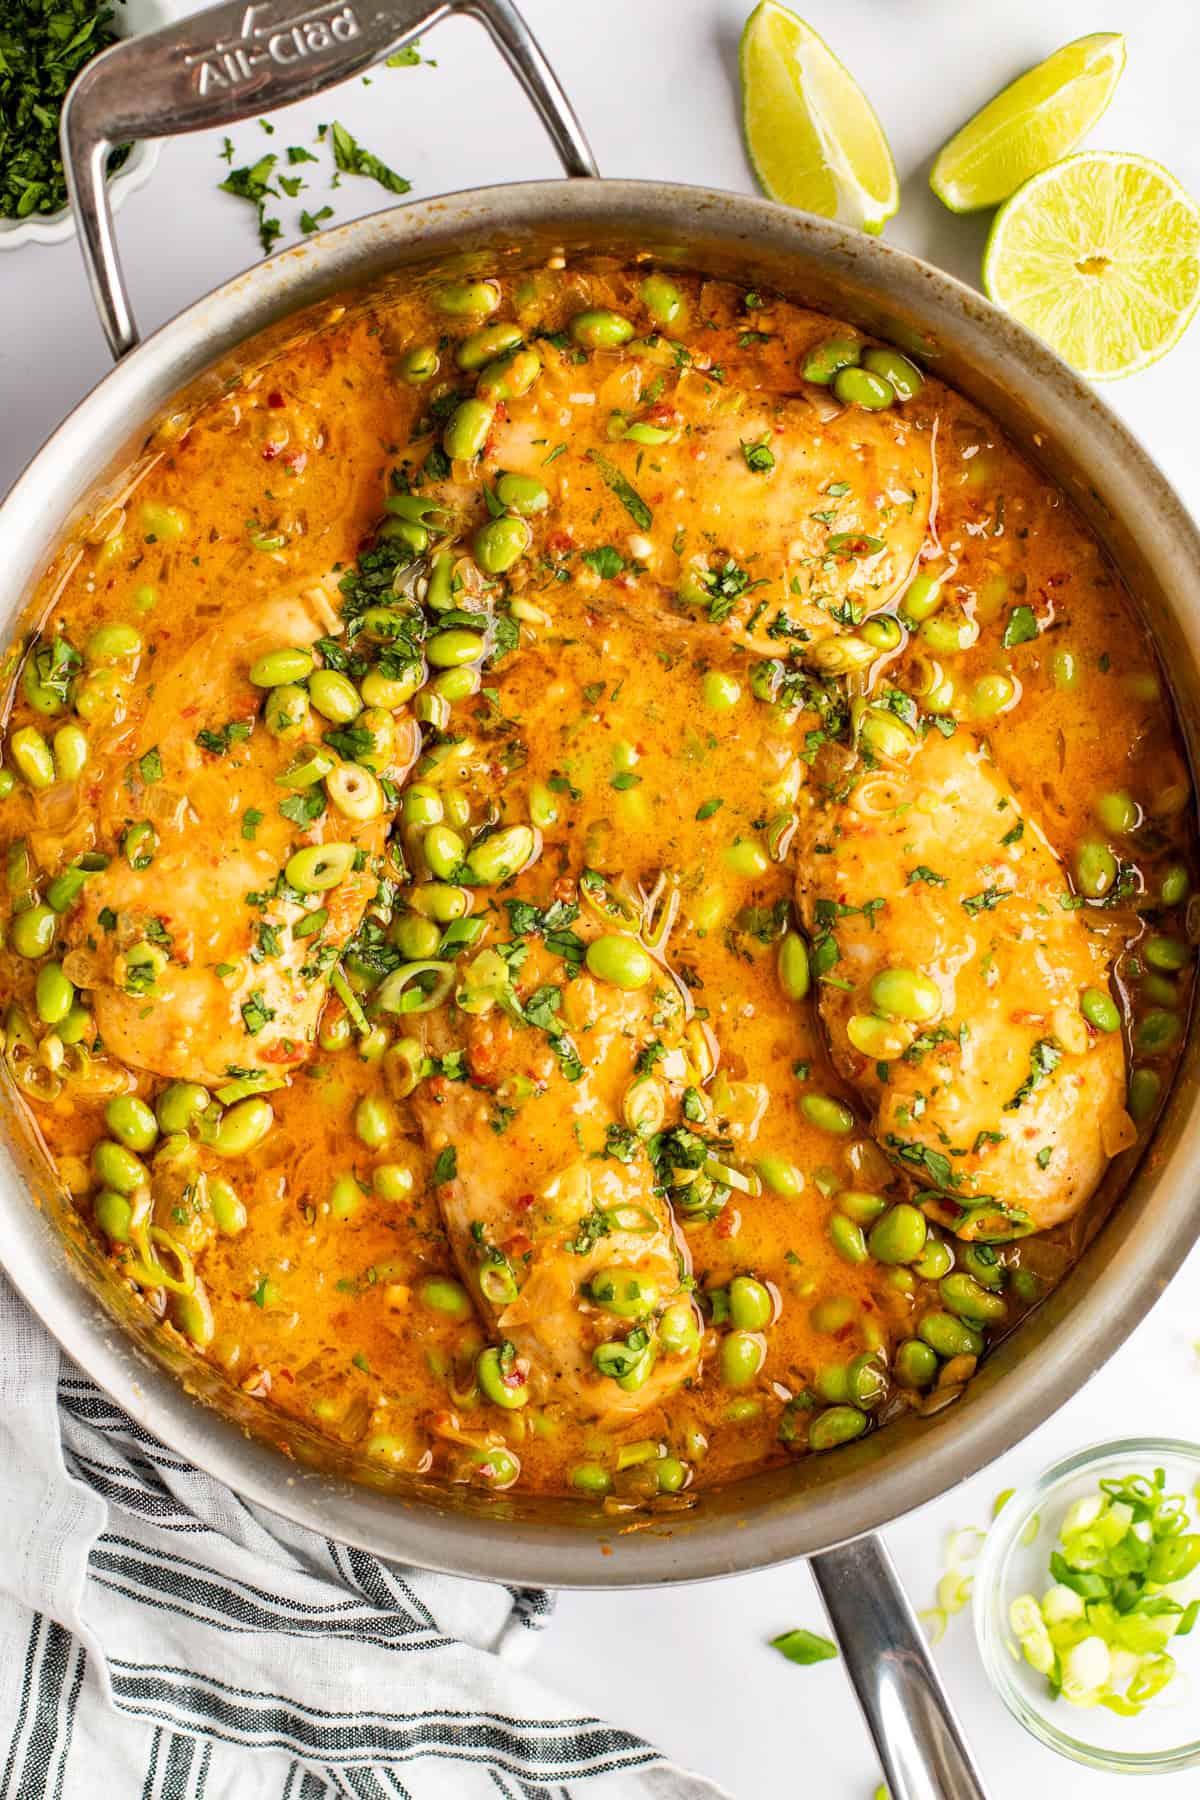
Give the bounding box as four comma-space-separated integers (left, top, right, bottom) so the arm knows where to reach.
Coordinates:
0, 0, 166, 251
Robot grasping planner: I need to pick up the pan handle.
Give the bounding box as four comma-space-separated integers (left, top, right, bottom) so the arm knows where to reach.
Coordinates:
61, 0, 597, 361
811, 1532, 992, 1800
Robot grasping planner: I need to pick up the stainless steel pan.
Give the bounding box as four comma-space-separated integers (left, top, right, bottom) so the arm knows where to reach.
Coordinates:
2, 3, 1199, 1794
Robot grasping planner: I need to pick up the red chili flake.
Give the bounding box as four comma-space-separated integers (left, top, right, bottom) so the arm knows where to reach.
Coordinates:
546, 530, 574, 555
515, 1193, 535, 1212
267, 390, 285, 409
262, 442, 281, 461
283, 451, 307, 475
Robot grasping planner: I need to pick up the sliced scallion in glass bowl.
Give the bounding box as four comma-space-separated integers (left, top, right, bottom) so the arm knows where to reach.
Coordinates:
975, 1439, 1200, 1772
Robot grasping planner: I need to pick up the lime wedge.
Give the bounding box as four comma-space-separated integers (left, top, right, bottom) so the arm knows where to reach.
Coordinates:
982, 151, 1200, 380
931, 33, 1126, 214
739, 1, 898, 235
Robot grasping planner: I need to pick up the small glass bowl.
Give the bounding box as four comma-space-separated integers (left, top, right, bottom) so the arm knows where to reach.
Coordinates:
974, 1437, 1200, 1774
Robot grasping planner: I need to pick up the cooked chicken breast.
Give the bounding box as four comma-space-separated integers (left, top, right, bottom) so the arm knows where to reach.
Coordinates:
411, 932, 701, 1425
68, 585, 414, 1085
795, 728, 1132, 1236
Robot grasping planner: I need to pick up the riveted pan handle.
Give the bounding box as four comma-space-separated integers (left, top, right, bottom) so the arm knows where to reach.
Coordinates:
61, 0, 597, 360
811, 1533, 992, 1800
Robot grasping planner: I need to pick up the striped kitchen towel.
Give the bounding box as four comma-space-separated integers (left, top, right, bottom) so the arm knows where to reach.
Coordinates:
0, 1276, 728, 1800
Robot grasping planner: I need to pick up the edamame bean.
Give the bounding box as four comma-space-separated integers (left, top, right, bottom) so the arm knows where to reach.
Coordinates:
724, 838, 770, 878
94, 1188, 133, 1241
0, 769, 13, 799
569, 309, 634, 349
433, 280, 500, 317
814, 1363, 849, 1403
393, 914, 442, 961
172, 1285, 215, 1348
588, 1267, 659, 1318
473, 515, 532, 575
477, 348, 541, 400
571, 1462, 612, 1495
860, 613, 903, 652
249, 646, 313, 688
91, 1139, 147, 1194
265, 683, 309, 737
1135, 1009, 1181, 1055
778, 931, 810, 1000
912, 1236, 954, 1281
720, 1329, 765, 1388
640, 274, 684, 325
847, 1350, 888, 1408
829, 1213, 868, 1264
838, 1189, 887, 1225
442, 398, 494, 461
495, 471, 549, 515
57, 1005, 90, 1045
398, 344, 438, 382
477, 1344, 529, 1408
425, 627, 487, 669
104, 1093, 158, 1152
1128, 1065, 1161, 1123
86, 622, 142, 664
809, 1405, 867, 1451
464, 825, 537, 885
354, 1095, 396, 1149
423, 825, 466, 880
402, 784, 444, 828
868, 1203, 928, 1265
308, 669, 362, 724
658, 1299, 701, 1357
894, 1338, 938, 1388
208, 1097, 274, 1158
34, 961, 74, 1026
1161, 865, 1190, 906
410, 882, 471, 921
920, 610, 979, 654
702, 670, 741, 711
11, 903, 56, 959
209, 1177, 247, 1236
1052, 647, 1079, 691
373, 1163, 414, 1201
918, 1312, 983, 1359
286, 842, 356, 893
52, 725, 88, 781
869, 966, 940, 1022
756, 1154, 804, 1198
861, 346, 923, 401
1080, 986, 1120, 1033
898, 572, 943, 625
971, 673, 1016, 719
1075, 838, 1117, 899
1095, 789, 1138, 834
157, 1081, 210, 1134
939, 1272, 1007, 1324
729, 1275, 773, 1330
800, 1093, 854, 1135
1144, 935, 1190, 972
833, 366, 894, 410
419, 1276, 472, 1318
456, 321, 523, 369
585, 934, 653, 990
846, 1013, 911, 1060
10, 726, 55, 791
803, 338, 860, 384
859, 710, 915, 760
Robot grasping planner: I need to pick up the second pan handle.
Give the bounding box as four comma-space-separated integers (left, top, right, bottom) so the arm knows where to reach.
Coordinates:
811, 1532, 992, 1800
61, 0, 597, 360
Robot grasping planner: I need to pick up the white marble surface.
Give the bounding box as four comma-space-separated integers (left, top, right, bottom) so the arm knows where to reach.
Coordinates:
2, 1, 1199, 1793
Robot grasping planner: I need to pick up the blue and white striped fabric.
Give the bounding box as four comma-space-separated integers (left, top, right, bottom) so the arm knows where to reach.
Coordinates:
0, 1278, 727, 1800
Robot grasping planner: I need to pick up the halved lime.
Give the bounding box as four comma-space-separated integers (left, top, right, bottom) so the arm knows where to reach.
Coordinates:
931, 33, 1126, 214
982, 151, 1200, 380
739, 1, 898, 235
